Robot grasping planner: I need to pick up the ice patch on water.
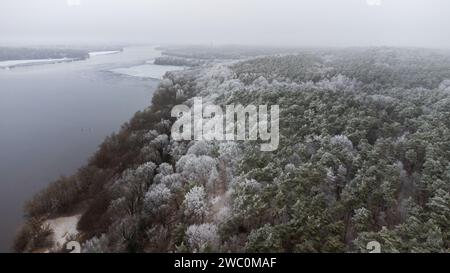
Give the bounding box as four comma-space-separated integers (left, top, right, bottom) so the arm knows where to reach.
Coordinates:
109, 63, 183, 80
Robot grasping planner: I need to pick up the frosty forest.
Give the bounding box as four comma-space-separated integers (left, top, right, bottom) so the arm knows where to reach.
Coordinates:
16, 46, 450, 253
1, 0, 450, 255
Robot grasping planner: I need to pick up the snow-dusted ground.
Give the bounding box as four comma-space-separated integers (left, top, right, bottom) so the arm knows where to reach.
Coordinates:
109, 63, 183, 80
45, 215, 81, 248
0, 58, 75, 69
88, 51, 121, 57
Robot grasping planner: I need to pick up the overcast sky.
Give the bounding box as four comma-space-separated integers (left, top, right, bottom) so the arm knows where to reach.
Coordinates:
1, 0, 450, 48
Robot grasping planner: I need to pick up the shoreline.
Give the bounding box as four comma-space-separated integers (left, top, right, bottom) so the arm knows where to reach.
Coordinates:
1, 46, 171, 252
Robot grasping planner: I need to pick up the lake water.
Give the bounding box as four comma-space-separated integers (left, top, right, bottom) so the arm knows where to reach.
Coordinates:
0, 46, 181, 252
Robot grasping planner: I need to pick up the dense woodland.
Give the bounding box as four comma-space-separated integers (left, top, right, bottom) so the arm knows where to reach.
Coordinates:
160, 45, 298, 60
15, 47, 450, 253
0, 46, 124, 62
0, 47, 89, 61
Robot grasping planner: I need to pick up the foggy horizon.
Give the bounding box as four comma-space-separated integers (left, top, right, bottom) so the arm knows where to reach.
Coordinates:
2, 0, 450, 49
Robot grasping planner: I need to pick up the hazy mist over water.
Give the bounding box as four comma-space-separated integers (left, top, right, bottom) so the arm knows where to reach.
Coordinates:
1, 0, 450, 48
